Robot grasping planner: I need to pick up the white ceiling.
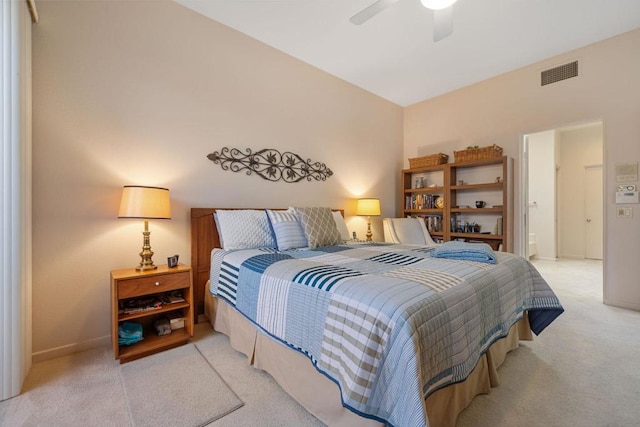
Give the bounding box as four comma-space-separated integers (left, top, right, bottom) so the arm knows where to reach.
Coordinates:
176, 0, 640, 106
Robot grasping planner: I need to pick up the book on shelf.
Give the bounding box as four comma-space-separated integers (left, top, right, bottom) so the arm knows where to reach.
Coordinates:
405, 194, 439, 210
492, 216, 503, 235
424, 215, 442, 233
120, 296, 162, 315
405, 213, 443, 233
120, 290, 185, 315
159, 290, 185, 305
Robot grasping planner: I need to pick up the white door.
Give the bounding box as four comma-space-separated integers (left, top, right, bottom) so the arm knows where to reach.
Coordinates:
585, 166, 603, 259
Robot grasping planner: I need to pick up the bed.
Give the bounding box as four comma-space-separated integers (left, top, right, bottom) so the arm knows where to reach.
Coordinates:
190, 207, 563, 427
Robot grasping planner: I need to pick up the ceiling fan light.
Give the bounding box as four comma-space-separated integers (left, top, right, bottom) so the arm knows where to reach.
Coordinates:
420, 0, 457, 10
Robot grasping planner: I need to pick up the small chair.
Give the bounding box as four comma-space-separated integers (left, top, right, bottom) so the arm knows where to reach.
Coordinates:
383, 218, 437, 245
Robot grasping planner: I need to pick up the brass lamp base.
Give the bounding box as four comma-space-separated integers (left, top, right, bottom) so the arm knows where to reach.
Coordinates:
366, 217, 373, 242
136, 259, 157, 271
135, 220, 158, 271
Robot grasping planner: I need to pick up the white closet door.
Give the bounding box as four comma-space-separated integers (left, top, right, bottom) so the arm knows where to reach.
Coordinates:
584, 165, 603, 260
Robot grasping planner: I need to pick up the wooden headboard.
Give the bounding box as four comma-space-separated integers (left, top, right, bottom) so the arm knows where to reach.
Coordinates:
190, 208, 225, 321
190, 207, 344, 322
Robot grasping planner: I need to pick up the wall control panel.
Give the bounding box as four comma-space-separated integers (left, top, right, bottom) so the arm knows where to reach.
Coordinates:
617, 207, 633, 218
615, 184, 638, 204
616, 162, 638, 183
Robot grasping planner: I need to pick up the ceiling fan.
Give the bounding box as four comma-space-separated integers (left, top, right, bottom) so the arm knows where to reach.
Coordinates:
350, 0, 458, 42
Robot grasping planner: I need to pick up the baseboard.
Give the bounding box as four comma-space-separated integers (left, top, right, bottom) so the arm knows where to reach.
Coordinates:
603, 299, 640, 312
557, 254, 584, 260
534, 257, 558, 261
32, 335, 111, 363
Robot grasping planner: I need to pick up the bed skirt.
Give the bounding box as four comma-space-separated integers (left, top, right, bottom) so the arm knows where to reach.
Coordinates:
205, 291, 532, 427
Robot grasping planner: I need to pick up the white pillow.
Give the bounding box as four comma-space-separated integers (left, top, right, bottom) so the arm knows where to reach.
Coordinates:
213, 212, 224, 247
332, 211, 351, 241
215, 209, 276, 250
266, 208, 308, 250
292, 207, 342, 249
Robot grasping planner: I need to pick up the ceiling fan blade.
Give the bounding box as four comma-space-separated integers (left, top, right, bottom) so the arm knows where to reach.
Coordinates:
433, 6, 454, 42
350, 0, 400, 25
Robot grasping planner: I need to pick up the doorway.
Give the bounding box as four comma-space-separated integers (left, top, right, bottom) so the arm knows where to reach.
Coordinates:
523, 121, 604, 261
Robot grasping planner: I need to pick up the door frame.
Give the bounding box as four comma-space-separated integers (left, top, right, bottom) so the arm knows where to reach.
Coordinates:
519, 119, 606, 297
514, 118, 608, 260
520, 136, 530, 258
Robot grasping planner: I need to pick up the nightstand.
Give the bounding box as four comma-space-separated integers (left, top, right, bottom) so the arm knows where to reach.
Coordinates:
111, 264, 193, 363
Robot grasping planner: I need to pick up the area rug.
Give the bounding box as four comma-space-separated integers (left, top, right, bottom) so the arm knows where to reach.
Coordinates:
120, 344, 243, 427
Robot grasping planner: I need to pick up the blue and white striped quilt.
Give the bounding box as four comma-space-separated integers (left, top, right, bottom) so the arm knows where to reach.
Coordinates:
209, 243, 563, 427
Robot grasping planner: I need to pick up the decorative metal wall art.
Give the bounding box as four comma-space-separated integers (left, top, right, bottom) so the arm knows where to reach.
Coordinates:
207, 147, 333, 183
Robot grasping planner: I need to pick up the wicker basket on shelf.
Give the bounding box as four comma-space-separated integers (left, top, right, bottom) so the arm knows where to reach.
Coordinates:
453, 144, 503, 163
408, 153, 449, 169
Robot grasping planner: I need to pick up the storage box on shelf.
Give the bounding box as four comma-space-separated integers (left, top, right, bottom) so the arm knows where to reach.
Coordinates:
453, 144, 503, 163
111, 264, 194, 363
408, 153, 449, 169
401, 156, 512, 251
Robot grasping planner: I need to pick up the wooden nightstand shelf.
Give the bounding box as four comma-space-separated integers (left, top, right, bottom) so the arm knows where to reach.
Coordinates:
111, 264, 193, 363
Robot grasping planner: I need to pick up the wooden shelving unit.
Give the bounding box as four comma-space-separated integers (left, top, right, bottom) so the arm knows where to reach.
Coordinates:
401, 156, 513, 252
111, 264, 193, 363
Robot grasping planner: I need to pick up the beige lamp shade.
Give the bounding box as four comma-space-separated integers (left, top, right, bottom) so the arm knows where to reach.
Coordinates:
118, 186, 171, 219
356, 198, 381, 216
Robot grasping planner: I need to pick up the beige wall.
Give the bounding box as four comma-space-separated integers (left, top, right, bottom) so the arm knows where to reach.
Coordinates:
31, 1, 403, 357
558, 124, 603, 258
405, 29, 640, 311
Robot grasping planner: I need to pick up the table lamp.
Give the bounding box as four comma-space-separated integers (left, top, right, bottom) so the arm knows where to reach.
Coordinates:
357, 198, 381, 241
118, 185, 171, 271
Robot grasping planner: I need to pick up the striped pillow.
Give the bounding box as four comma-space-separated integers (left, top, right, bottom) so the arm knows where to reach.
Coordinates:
266, 209, 308, 250
293, 207, 342, 249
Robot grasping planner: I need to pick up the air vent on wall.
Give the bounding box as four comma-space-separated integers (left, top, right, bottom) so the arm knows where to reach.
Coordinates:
541, 61, 579, 86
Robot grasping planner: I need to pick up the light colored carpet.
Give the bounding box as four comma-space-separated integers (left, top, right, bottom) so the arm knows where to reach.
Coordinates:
457, 258, 640, 426
2, 258, 639, 426
0, 344, 130, 426
120, 344, 242, 427
0, 325, 322, 427
195, 334, 323, 426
